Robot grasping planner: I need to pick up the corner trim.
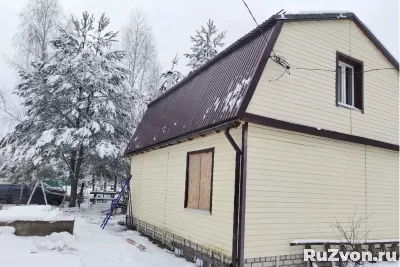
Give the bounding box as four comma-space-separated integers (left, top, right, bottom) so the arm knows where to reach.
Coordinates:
242, 113, 399, 151
276, 13, 398, 70
351, 14, 399, 70
237, 20, 284, 117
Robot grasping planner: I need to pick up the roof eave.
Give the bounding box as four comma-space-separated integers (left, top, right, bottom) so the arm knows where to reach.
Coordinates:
124, 118, 241, 157
124, 12, 399, 157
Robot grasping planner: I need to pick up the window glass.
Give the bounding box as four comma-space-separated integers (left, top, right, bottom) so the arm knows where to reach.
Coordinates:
338, 66, 343, 103
345, 66, 353, 105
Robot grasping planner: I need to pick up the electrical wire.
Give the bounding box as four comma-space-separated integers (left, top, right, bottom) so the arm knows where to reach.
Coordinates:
241, 0, 259, 27
239, 0, 398, 82
268, 66, 397, 82
240, 0, 283, 63
291, 66, 397, 74
239, 0, 289, 79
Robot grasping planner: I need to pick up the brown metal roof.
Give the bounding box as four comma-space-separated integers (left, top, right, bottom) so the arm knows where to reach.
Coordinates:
125, 13, 398, 156
124, 17, 280, 155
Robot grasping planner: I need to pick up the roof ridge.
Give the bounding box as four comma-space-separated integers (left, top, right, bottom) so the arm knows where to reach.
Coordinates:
148, 15, 277, 107
126, 12, 399, 156
149, 12, 398, 108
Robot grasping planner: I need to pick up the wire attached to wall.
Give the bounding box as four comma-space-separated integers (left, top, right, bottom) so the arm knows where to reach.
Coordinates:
240, 0, 290, 80
291, 66, 397, 74
239, 0, 398, 82
269, 55, 291, 81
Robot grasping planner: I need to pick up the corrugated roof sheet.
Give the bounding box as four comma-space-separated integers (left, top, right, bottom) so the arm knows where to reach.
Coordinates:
124, 18, 278, 155
125, 12, 399, 155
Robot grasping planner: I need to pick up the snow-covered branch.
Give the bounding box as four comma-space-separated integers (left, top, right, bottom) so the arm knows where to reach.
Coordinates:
184, 19, 226, 71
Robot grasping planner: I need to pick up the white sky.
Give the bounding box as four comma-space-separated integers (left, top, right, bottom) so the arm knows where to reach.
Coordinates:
0, 0, 399, 136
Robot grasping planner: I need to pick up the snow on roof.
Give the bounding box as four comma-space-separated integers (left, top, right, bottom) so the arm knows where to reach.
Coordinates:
124, 22, 277, 155
124, 12, 399, 156
296, 10, 351, 14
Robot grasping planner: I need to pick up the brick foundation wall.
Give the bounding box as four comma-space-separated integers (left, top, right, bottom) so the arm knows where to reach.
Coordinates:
243, 245, 399, 267
126, 215, 232, 266
243, 254, 323, 267
126, 216, 398, 267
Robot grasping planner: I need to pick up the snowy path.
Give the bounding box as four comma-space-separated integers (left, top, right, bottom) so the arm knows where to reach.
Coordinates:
0, 206, 195, 267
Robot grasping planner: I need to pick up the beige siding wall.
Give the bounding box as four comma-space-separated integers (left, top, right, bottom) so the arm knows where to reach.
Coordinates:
130, 154, 143, 219
366, 146, 400, 239
244, 124, 399, 259
130, 128, 241, 256
247, 20, 399, 145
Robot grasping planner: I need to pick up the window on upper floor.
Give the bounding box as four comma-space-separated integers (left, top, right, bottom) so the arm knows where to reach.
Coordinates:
184, 148, 214, 213
336, 52, 364, 112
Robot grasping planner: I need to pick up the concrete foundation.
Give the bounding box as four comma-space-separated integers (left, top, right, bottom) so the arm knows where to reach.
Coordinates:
0, 220, 74, 236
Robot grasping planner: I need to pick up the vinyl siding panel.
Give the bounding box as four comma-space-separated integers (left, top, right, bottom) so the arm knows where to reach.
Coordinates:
247, 20, 399, 145
366, 147, 399, 239
244, 124, 399, 259
130, 128, 241, 256
130, 154, 143, 219
139, 150, 168, 226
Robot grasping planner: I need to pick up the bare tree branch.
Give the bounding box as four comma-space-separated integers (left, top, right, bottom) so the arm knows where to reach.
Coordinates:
13, 0, 63, 70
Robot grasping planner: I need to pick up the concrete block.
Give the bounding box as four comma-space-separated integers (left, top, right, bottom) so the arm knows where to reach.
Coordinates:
0, 220, 74, 236
263, 261, 274, 267
283, 260, 294, 265
265, 257, 273, 262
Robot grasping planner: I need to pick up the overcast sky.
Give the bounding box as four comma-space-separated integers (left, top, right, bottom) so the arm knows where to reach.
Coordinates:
0, 0, 399, 136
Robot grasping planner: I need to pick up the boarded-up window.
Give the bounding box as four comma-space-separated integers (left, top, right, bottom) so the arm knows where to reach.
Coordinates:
185, 148, 214, 212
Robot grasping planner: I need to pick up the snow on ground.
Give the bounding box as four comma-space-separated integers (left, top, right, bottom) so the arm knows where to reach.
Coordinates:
0, 204, 195, 267
0, 205, 398, 267
0, 205, 74, 222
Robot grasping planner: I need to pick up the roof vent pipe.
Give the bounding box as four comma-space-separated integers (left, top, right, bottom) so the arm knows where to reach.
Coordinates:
166, 71, 173, 90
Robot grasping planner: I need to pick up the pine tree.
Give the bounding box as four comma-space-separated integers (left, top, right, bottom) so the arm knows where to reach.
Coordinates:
184, 19, 226, 71
0, 12, 132, 206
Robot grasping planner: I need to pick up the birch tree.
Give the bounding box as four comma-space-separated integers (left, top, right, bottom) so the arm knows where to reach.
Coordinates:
122, 9, 161, 100
13, 0, 63, 70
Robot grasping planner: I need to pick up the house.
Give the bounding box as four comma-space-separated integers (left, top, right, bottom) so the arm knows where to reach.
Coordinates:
124, 13, 399, 267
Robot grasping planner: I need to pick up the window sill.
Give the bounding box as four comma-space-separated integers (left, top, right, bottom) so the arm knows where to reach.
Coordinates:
337, 103, 362, 112
184, 208, 211, 215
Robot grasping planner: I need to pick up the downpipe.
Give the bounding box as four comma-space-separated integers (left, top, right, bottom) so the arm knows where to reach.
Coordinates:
224, 126, 242, 267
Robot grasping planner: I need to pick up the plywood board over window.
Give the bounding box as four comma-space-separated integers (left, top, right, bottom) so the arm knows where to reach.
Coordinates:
185, 148, 214, 213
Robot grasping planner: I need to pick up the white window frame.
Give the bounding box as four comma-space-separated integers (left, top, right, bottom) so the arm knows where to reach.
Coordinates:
338, 61, 355, 108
